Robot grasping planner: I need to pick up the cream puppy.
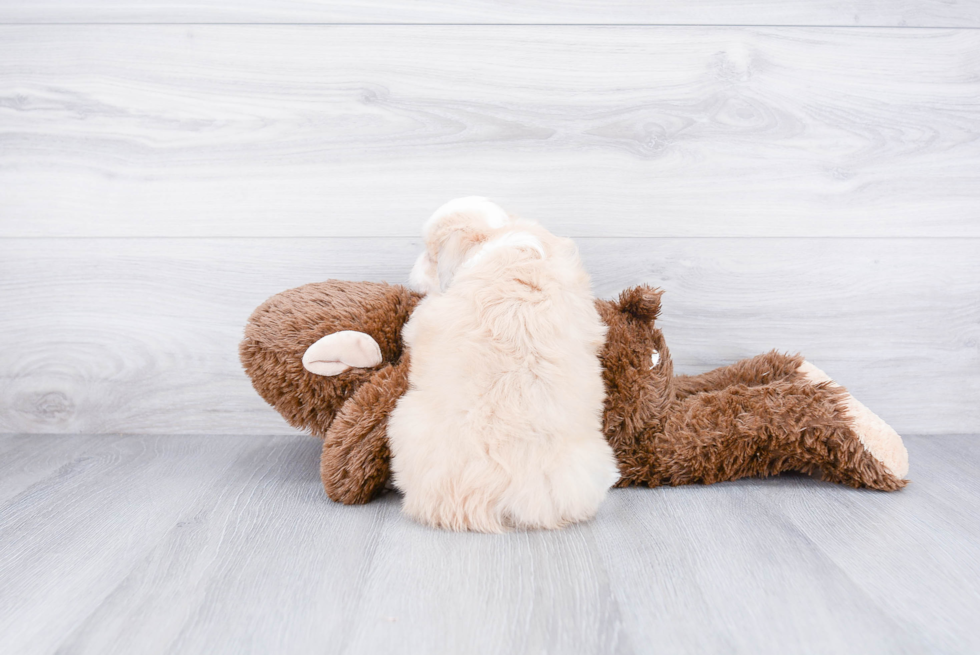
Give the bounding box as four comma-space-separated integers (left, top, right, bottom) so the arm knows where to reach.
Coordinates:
388, 197, 619, 532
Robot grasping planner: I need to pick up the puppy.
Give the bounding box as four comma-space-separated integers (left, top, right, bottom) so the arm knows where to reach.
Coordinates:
387, 197, 619, 532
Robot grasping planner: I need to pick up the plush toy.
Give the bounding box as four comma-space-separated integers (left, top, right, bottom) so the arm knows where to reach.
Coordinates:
240, 280, 909, 505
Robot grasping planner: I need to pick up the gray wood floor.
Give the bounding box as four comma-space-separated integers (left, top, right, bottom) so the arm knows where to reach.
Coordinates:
0, 433, 976, 655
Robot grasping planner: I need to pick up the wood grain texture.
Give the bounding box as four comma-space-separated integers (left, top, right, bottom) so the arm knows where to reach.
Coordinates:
0, 432, 112, 504
760, 440, 980, 653
588, 435, 980, 655
0, 434, 382, 654
1, 0, 978, 27
0, 237, 976, 436
0, 433, 977, 654
2, 26, 979, 237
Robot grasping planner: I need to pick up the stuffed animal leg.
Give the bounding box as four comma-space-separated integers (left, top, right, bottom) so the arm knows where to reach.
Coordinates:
673, 351, 805, 399
606, 346, 909, 490
675, 353, 910, 484
632, 377, 909, 490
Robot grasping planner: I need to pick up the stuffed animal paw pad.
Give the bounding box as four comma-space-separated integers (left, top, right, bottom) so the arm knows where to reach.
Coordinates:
798, 360, 909, 479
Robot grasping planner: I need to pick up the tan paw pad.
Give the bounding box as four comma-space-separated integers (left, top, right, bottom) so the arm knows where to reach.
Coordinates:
798, 361, 909, 479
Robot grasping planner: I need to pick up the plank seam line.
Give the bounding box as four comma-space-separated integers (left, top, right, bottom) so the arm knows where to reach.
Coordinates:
0, 236, 977, 241
0, 433, 963, 438
0, 23, 978, 29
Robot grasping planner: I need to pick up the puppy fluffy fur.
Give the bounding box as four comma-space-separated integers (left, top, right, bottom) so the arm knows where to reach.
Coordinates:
388, 198, 619, 532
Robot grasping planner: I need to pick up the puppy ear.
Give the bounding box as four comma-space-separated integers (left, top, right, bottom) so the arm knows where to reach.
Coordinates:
409, 251, 435, 294
423, 197, 510, 292
425, 196, 511, 233
435, 229, 485, 292
617, 285, 663, 323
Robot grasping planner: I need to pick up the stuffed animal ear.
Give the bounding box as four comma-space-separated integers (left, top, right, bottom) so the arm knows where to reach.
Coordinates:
302, 330, 384, 376
617, 285, 663, 323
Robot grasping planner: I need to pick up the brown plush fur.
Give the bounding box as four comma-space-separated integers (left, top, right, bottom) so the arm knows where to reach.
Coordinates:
320, 358, 410, 504
241, 281, 418, 503
240, 281, 906, 505
240, 280, 419, 440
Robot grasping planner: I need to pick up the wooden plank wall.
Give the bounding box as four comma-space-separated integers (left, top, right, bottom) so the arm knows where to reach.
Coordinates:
3, 1, 979, 26
1, 3, 977, 435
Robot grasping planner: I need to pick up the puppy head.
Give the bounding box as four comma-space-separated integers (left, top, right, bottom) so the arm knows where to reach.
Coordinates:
409, 197, 514, 293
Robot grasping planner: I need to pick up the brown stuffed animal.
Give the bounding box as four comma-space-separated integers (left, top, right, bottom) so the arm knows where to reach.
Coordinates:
240, 280, 909, 505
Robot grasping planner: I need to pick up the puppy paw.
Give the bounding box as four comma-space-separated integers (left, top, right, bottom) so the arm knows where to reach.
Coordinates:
302, 331, 383, 376
798, 361, 909, 479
